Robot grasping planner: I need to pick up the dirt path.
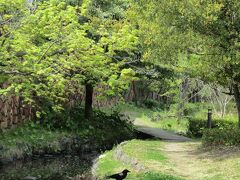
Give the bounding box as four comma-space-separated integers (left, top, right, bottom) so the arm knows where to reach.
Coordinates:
163, 142, 240, 180
129, 110, 240, 179
164, 142, 206, 180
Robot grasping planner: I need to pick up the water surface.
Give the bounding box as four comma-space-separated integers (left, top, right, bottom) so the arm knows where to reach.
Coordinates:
0, 155, 95, 180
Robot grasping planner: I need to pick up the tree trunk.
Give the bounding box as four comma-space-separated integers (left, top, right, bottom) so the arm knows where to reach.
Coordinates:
177, 78, 189, 120
132, 81, 138, 105
233, 83, 240, 128
85, 84, 93, 119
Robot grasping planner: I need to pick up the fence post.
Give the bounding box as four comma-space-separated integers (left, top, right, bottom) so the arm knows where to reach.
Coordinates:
207, 108, 212, 128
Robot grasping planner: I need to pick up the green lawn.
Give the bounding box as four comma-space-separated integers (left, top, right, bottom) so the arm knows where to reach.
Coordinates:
95, 140, 184, 180
96, 139, 240, 180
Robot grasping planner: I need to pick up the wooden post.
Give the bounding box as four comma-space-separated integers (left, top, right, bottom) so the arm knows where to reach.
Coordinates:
207, 108, 212, 128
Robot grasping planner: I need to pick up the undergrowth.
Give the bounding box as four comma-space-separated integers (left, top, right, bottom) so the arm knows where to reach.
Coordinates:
0, 106, 136, 165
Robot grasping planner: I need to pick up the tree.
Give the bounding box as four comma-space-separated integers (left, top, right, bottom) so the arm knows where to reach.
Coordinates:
128, 0, 196, 116
200, 84, 233, 117
0, 0, 138, 119
130, 0, 240, 126
78, 0, 139, 117
174, 0, 240, 126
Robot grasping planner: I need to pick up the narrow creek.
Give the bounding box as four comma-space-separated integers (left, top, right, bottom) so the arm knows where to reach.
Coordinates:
0, 131, 152, 180
0, 153, 96, 180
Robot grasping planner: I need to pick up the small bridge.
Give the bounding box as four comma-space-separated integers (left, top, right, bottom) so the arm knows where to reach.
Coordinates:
137, 126, 192, 142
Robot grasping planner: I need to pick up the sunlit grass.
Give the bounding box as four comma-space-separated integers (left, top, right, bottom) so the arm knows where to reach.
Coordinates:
123, 140, 167, 163
117, 103, 189, 134
97, 139, 240, 180
96, 140, 184, 180
95, 149, 133, 179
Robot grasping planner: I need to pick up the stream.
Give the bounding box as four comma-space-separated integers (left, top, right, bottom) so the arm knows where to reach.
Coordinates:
0, 154, 96, 180
0, 131, 152, 180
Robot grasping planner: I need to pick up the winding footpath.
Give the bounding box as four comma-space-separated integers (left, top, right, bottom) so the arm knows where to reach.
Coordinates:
136, 125, 240, 180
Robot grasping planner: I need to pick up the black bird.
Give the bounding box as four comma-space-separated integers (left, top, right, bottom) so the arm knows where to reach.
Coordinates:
106, 169, 130, 180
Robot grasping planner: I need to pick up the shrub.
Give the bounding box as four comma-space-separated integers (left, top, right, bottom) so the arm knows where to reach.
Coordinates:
143, 99, 159, 109
187, 118, 206, 137
187, 117, 237, 138
42, 105, 136, 144
169, 103, 207, 117
183, 103, 203, 116
202, 128, 240, 146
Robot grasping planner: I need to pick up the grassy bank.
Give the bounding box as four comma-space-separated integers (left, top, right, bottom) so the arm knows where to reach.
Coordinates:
95, 140, 184, 180
0, 123, 69, 164
0, 106, 136, 166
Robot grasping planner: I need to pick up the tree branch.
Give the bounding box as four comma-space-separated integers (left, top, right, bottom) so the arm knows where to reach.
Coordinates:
221, 91, 234, 96
0, 70, 32, 76
37, 40, 59, 64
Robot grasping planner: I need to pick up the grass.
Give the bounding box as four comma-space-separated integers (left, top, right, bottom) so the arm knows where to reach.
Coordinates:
95, 149, 133, 178
96, 139, 240, 180
0, 122, 70, 161
95, 140, 184, 180
139, 172, 185, 180
122, 140, 167, 164
117, 103, 189, 134
0, 123, 68, 147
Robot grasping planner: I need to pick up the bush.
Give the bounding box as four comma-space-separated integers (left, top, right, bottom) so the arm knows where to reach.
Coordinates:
187, 117, 237, 138
202, 128, 240, 146
42, 105, 136, 144
143, 99, 159, 109
168, 103, 207, 117
183, 103, 203, 116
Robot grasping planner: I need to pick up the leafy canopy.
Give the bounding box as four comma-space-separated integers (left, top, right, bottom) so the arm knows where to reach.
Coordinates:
0, 0, 138, 112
